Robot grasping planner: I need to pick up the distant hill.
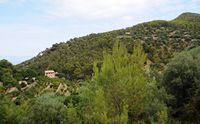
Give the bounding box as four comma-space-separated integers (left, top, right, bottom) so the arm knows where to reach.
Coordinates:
18, 12, 200, 80
174, 12, 200, 23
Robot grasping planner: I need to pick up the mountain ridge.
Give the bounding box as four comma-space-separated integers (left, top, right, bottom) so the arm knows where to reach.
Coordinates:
174, 12, 200, 23
18, 12, 200, 80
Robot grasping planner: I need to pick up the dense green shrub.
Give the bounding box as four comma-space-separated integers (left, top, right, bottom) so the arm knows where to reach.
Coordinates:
0, 97, 27, 124
163, 46, 200, 122
0, 60, 17, 87
22, 93, 67, 124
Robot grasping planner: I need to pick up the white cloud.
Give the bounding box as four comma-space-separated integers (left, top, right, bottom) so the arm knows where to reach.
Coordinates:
0, 0, 26, 3
0, 0, 7, 4
42, 0, 193, 20
191, 0, 200, 2
44, 0, 157, 19
0, 24, 65, 56
17, 0, 26, 2
122, 16, 134, 21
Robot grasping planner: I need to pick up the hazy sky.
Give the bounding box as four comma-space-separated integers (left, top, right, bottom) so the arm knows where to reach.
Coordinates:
0, 0, 200, 64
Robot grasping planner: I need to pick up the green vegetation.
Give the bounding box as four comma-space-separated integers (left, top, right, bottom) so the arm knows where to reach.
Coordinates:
174, 12, 200, 24
18, 12, 200, 80
78, 42, 168, 123
0, 96, 27, 124
0, 12, 200, 123
22, 93, 67, 124
0, 60, 17, 88
163, 46, 200, 123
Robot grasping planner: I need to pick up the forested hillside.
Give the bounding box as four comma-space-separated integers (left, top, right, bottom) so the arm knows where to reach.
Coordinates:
1, 12, 200, 123
18, 12, 200, 80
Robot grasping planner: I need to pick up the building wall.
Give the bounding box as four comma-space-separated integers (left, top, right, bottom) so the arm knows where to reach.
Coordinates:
45, 71, 56, 78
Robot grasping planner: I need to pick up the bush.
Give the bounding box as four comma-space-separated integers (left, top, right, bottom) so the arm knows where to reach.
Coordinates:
0, 97, 26, 124
22, 93, 67, 124
163, 46, 200, 122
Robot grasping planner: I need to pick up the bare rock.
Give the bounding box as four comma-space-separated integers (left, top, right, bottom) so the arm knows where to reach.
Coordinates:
6, 87, 18, 94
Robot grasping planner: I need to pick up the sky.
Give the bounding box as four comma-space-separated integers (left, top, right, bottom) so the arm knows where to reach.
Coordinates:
0, 0, 200, 64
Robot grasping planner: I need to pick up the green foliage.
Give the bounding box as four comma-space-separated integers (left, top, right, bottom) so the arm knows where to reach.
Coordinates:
0, 60, 17, 87
0, 59, 13, 69
13, 67, 38, 81
79, 42, 168, 123
66, 103, 82, 124
163, 46, 200, 122
37, 76, 69, 85
0, 96, 27, 124
151, 107, 168, 124
0, 85, 5, 92
79, 84, 109, 124
22, 93, 67, 124
174, 12, 200, 24
22, 68, 38, 78
1, 73, 17, 87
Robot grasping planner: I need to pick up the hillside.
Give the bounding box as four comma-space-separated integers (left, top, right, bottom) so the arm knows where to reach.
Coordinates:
1, 12, 200, 123
174, 12, 200, 23
18, 12, 200, 80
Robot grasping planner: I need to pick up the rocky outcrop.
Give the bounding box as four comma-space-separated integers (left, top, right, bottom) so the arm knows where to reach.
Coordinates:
21, 81, 37, 91
56, 83, 71, 96
18, 77, 38, 92
6, 87, 18, 94
18, 81, 28, 88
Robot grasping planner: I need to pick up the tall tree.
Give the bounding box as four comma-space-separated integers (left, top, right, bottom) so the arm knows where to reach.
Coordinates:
0, 60, 17, 87
80, 41, 168, 123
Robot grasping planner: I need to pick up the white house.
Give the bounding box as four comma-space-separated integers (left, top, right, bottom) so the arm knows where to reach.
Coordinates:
45, 70, 57, 78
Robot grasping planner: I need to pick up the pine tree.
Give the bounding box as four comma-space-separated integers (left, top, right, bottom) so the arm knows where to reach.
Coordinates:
66, 103, 82, 124
80, 41, 168, 123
